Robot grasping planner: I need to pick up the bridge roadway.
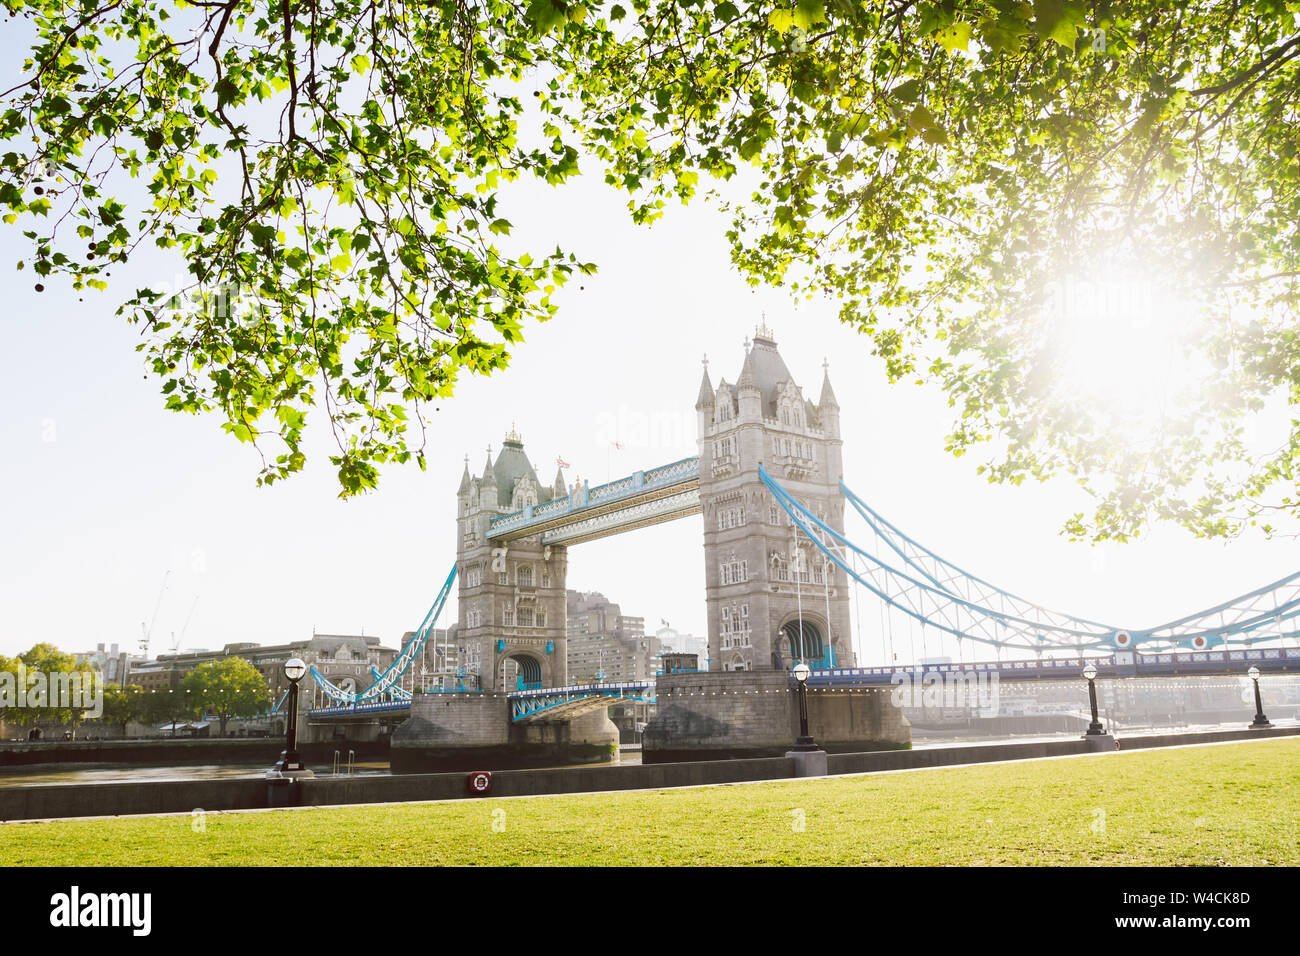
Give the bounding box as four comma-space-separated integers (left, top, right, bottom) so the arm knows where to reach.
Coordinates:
307, 647, 1298, 725
308, 680, 654, 724
804, 646, 1300, 688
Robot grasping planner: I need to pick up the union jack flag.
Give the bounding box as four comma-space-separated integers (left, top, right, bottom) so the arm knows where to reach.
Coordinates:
556, 456, 570, 468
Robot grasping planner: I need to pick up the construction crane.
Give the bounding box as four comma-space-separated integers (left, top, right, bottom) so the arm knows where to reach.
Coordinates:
138, 570, 171, 658
169, 595, 199, 654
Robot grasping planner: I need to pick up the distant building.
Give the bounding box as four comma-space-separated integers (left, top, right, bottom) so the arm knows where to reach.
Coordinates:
566, 590, 656, 683
653, 624, 707, 665
660, 652, 699, 675
128, 634, 399, 709
393, 627, 461, 689
567, 590, 658, 739
72, 642, 142, 685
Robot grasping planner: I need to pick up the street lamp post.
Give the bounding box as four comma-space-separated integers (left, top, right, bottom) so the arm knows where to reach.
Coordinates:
784, 662, 827, 776
1248, 666, 1273, 729
269, 657, 314, 776
1082, 663, 1106, 736
791, 663, 817, 752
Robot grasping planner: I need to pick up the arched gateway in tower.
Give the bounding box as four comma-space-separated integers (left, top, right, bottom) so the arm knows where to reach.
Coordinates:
452, 326, 852, 686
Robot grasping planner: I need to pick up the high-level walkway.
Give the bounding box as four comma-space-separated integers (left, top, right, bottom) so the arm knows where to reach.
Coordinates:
487, 457, 700, 545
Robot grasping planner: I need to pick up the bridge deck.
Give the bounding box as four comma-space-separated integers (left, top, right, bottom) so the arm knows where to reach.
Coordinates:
309, 682, 657, 724
805, 647, 1300, 687
307, 649, 1295, 722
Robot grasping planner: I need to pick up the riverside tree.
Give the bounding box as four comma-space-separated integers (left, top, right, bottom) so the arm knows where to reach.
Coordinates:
180, 656, 271, 736
2, 1, 1296, 539
0, 644, 99, 731
100, 682, 147, 736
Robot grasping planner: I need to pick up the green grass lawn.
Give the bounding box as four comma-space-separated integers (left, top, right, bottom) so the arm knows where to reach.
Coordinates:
3, 739, 1297, 866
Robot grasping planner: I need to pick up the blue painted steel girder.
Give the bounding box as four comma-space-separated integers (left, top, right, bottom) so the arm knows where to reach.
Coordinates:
308, 700, 412, 720
508, 681, 655, 723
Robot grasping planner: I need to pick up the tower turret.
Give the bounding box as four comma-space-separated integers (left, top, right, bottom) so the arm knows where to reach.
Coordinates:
818, 359, 841, 441
479, 447, 497, 511
457, 455, 472, 496
736, 345, 762, 421
696, 355, 715, 438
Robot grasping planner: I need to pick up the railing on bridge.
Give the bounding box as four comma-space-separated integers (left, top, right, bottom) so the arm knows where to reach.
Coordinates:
801, 647, 1300, 688
309, 699, 413, 719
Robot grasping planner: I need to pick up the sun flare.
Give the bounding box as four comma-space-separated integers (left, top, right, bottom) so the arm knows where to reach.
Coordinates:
1037, 264, 1212, 442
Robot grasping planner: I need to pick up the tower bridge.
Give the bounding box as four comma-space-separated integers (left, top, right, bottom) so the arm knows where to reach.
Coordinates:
445, 323, 856, 699
299, 323, 1300, 769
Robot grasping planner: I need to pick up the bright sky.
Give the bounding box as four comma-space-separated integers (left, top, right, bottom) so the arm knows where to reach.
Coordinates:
2, 38, 1297, 667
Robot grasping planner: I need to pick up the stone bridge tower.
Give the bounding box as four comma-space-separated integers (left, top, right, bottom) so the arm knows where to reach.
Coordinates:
695, 324, 854, 672
456, 427, 570, 692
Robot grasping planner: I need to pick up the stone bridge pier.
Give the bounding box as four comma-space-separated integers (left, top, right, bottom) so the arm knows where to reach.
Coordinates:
390, 693, 619, 773
644, 671, 910, 762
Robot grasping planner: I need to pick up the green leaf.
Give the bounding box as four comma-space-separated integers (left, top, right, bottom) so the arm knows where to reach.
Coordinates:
526, 0, 568, 35
793, 0, 826, 31
1034, 0, 1085, 49
934, 21, 973, 52
769, 9, 796, 33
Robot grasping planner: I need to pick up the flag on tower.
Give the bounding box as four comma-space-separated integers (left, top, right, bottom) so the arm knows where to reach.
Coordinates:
556, 456, 570, 469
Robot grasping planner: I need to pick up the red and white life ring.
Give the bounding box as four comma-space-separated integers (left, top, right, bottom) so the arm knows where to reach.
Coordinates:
467, 771, 492, 796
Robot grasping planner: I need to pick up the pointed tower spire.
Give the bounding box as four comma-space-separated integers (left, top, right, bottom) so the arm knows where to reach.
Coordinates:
481, 445, 496, 484
736, 339, 762, 421
737, 346, 759, 391
553, 466, 568, 499
819, 358, 839, 409
457, 454, 472, 494
696, 353, 714, 408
